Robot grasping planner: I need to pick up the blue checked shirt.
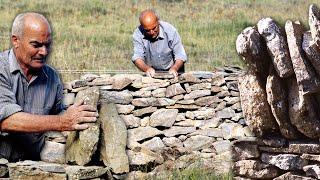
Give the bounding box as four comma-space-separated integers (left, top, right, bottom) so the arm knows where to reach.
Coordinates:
132, 21, 187, 71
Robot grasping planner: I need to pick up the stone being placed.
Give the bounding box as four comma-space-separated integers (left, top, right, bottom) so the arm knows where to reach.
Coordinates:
99, 103, 129, 174
303, 31, 320, 76
257, 18, 294, 78
238, 72, 278, 136
288, 77, 320, 139
261, 153, 308, 170
286, 20, 320, 94
266, 68, 302, 139
66, 87, 100, 166
150, 109, 178, 127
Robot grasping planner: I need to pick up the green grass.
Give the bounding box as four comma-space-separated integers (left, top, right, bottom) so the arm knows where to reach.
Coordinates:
0, 0, 319, 78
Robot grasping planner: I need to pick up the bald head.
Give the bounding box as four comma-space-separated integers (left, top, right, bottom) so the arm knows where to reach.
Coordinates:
12, 12, 51, 38
139, 9, 159, 27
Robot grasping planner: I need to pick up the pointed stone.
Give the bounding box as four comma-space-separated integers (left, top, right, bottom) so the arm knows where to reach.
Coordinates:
99, 103, 129, 173
257, 18, 294, 78
286, 20, 320, 94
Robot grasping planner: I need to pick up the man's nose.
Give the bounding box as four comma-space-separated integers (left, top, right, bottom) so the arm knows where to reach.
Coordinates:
39, 45, 49, 56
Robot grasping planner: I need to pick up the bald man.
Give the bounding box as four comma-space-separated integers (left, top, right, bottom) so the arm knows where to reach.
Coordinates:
0, 12, 98, 162
132, 9, 187, 77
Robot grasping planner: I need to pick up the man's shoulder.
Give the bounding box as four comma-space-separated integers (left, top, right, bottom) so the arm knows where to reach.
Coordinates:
0, 50, 11, 70
43, 64, 60, 81
159, 21, 177, 32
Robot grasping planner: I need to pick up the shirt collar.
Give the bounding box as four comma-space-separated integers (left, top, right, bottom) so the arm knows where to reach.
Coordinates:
8, 49, 48, 79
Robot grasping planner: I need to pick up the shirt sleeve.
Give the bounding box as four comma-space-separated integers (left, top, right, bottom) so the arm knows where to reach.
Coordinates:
0, 72, 22, 121
172, 30, 187, 62
132, 29, 146, 62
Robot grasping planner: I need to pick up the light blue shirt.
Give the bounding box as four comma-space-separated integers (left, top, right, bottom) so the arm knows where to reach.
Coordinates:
132, 21, 187, 71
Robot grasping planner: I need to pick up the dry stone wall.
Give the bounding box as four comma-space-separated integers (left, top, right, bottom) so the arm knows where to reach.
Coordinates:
0, 67, 251, 179
234, 4, 320, 179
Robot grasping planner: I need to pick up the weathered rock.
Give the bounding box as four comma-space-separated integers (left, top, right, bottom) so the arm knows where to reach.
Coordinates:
130, 90, 152, 98
71, 79, 87, 89
116, 104, 135, 114
131, 97, 158, 107
215, 108, 236, 119
302, 154, 320, 162
141, 137, 165, 152
233, 160, 279, 179
183, 135, 213, 151
40, 141, 65, 164
219, 122, 245, 139
65, 166, 109, 180
66, 87, 100, 166
194, 96, 222, 106
303, 165, 320, 179
213, 140, 231, 154
8, 161, 67, 180
309, 4, 320, 43
184, 90, 211, 100
99, 103, 129, 173
165, 83, 186, 97
185, 108, 215, 120
150, 109, 178, 127
176, 99, 194, 105
152, 88, 166, 97
100, 90, 133, 104
140, 117, 150, 127
166, 104, 201, 110
127, 126, 163, 142
238, 72, 278, 136
112, 77, 133, 90
274, 172, 316, 180
286, 20, 320, 94
132, 106, 157, 117
157, 98, 176, 106
179, 73, 201, 83
120, 114, 141, 128
185, 83, 211, 93
162, 137, 183, 148
266, 68, 302, 139
288, 77, 320, 138
232, 140, 260, 161
261, 153, 308, 170
127, 149, 163, 165
163, 126, 196, 137
236, 27, 270, 74
152, 72, 175, 79
188, 128, 223, 138
303, 31, 320, 77
257, 17, 294, 78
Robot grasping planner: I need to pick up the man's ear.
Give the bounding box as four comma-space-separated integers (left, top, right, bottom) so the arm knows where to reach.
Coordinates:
11, 35, 19, 49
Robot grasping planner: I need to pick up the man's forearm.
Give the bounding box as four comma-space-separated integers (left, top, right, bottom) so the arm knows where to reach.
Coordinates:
134, 59, 151, 72
170, 59, 184, 72
0, 112, 63, 133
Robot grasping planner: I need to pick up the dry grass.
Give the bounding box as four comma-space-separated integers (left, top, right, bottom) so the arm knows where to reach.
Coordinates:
0, 0, 319, 78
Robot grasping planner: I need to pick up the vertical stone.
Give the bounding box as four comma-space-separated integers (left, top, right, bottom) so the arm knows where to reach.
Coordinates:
266, 68, 302, 139
257, 17, 294, 78
309, 4, 320, 43
288, 77, 320, 139
236, 26, 270, 78
285, 20, 320, 94
65, 87, 100, 165
302, 31, 320, 76
99, 103, 129, 174
238, 71, 278, 136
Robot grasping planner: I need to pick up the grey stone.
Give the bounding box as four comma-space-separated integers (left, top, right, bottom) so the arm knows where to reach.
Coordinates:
266, 68, 302, 139
309, 4, 320, 43
257, 18, 294, 78
131, 90, 152, 98
238, 72, 278, 136
40, 141, 65, 164
303, 31, 320, 77
66, 87, 100, 166
288, 77, 320, 138
112, 77, 133, 90
190, 71, 214, 79
185, 83, 211, 93
151, 88, 166, 97
215, 108, 236, 119
152, 72, 175, 79
131, 97, 158, 107
183, 135, 213, 151
189, 128, 223, 138
157, 98, 176, 106
65, 166, 109, 180
164, 126, 196, 137
186, 108, 215, 120
184, 90, 211, 100
100, 90, 133, 104
213, 140, 231, 154
132, 106, 157, 117
127, 126, 163, 142
179, 72, 201, 83
71, 79, 87, 89
127, 149, 163, 165
116, 104, 134, 114
89, 75, 113, 86
150, 109, 178, 127
120, 114, 141, 128
141, 137, 165, 152
199, 118, 221, 129
99, 103, 129, 173
140, 117, 150, 127
261, 153, 308, 170
233, 160, 279, 179
194, 96, 222, 106
165, 83, 186, 97
166, 104, 201, 110
274, 172, 316, 180
232, 140, 260, 161
176, 99, 194, 105
162, 137, 183, 148
286, 20, 320, 94
303, 165, 320, 179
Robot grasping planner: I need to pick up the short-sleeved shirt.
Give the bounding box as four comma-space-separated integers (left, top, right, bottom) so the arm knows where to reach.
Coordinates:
132, 21, 187, 71
0, 49, 64, 161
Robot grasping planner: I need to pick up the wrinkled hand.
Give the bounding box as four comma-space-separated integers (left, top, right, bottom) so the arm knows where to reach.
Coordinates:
146, 67, 155, 77
60, 100, 98, 131
169, 68, 178, 77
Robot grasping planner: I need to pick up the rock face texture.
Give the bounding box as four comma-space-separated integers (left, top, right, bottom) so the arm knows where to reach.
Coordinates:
234, 4, 320, 179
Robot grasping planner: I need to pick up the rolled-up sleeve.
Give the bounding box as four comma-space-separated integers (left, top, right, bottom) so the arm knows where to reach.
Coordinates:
172, 31, 187, 62
132, 29, 145, 62
0, 73, 22, 121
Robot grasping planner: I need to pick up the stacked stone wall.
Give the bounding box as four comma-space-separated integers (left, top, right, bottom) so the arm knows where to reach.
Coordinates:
234, 4, 320, 179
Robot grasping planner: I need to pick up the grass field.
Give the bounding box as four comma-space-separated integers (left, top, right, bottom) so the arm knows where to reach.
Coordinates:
0, 0, 319, 77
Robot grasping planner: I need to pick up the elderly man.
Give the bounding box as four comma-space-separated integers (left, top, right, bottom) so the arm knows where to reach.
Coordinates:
132, 9, 187, 77
0, 12, 98, 162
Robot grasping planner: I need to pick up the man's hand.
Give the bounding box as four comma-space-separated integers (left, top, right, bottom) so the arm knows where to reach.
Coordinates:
60, 100, 98, 131
146, 67, 155, 77
169, 68, 178, 77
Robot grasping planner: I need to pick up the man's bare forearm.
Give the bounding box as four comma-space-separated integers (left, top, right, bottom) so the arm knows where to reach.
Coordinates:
170, 59, 184, 72
134, 59, 151, 72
